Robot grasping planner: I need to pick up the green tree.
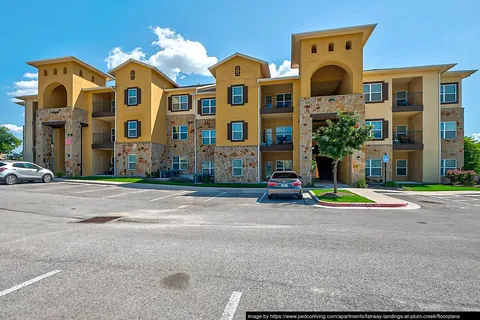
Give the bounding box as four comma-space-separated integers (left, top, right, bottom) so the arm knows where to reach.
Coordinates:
312, 112, 372, 193
464, 136, 480, 173
0, 126, 22, 156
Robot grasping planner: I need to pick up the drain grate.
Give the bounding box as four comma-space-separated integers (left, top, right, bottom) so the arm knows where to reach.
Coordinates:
77, 216, 122, 223
420, 200, 442, 204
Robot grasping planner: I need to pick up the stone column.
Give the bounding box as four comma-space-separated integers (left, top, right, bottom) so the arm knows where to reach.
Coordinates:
35, 118, 53, 169
299, 98, 314, 186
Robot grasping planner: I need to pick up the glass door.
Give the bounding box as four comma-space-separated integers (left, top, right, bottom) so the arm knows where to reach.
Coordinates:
265, 128, 273, 145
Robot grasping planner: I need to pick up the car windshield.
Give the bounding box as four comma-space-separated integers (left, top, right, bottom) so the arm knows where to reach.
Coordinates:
272, 172, 298, 179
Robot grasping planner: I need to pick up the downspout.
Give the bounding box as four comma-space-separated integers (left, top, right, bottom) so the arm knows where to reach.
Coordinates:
113, 87, 117, 176
438, 71, 441, 183
257, 83, 261, 183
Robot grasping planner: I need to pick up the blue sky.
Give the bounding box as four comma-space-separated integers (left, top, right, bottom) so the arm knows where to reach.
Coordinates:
1, 0, 479, 151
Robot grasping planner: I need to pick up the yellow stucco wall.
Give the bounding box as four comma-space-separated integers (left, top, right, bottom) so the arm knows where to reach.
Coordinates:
261, 151, 294, 180
422, 72, 441, 182
151, 73, 176, 145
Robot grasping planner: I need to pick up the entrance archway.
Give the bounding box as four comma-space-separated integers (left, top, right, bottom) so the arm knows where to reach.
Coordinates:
310, 64, 353, 97
43, 82, 67, 108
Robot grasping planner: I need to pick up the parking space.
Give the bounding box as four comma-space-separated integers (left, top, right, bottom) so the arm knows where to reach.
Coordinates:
422, 193, 480, 208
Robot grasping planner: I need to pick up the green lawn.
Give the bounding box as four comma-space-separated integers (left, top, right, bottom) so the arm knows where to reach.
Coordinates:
67, 176, 267, 188
400, 184, 480, 191
312, 189, 375, 203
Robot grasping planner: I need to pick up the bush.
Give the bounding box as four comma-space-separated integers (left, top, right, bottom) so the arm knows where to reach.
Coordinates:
55, 171, 65, 178
355, 178, 367, 188
202, 174, 211, 184
384, 181, 398, 188
446, 170, 478, 186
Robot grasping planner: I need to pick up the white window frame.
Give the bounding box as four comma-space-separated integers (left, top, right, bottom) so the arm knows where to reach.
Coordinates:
232, 122, 243, 141
127, 88, 137, 106
275, 126, 293, 143
172, 125, 188, 140
275, 92, 292, 107
202, 161, 215, 176
127, 121, 137, 138
366, 158, 382, 177
232, 159, 243, 177
202, 130, 216, 145
365, 120, 383, 140
396, 159, 407, 176
440, 84, 457, 104
232, 86, 243, 105
172, 156, 188, 171
128, 154, 137, 171
276, 160, 293, 171
172, 95, 189, 111
441, 121, 457, 139
201, 99, 216, 115
363, 83, 383, 102
396, 90, 407, 106
441, 159, 457, 176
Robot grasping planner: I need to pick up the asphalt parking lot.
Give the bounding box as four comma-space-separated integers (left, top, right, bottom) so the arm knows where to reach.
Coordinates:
0, 182, 479, 318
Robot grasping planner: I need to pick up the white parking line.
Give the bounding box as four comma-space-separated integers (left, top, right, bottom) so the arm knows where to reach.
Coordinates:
430, 195, 480, 207
72, 187, 117, 194
220, 291, 242, 320
34, 184, 86, 192
149, 191, 189, 202
103, 189, 148, 199
204, 192, 227, 203
178, 205, 190, 209
0, 270, 61, 298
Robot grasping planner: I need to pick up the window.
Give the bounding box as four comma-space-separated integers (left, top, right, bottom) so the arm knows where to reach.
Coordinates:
201, 99, 216, 115
328, 43, 334, 52
276, 160, 293, 171
234, 66, 241, 76
232, 86, 243, 105
232, 159, 243, 176
79, 70, 83, 77
43, 70, 47, 76
172, 125, 188, 140
276, 93, 292, 107
202, 130, 216, 145
128, 88, 138, 106
272, 172, 298, 179
311, 45, 317, 53
127, 121, 138, 138
24, 163, 41, 170
265, 96, 272, 108
366, 159, 382, 177
172, 95, 189, 111
346, 41, 352, 50
396, 90, 407, 106
440, 83, 457, 103
232, 122, 243, 141
91, 76, 95, 82
396, 159, 407, 176
63, 67, 67, 74
441, 159, 457, 176
172, 156, 188, 171
363, 83, 383, 102
128, 154, 137, 171
276, 126, 293, 144
365, 121, 383, 140
202, 161, 215, 176
395, 125, 407, 138
53, 68, 57, 75
441, 121, 457, 139
130, 70, 135, 80
12, 163, 25, 168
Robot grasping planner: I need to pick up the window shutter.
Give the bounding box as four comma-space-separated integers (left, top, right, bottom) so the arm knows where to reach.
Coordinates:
382, 82, 389, 101
124, 121, 128, 137
198, 100, 202, 115
227, 86, 232, 105
244, 122, 248, 140
227, 123, 232, 141
168, 96, 172, 111
137, 88, 142, 104
124, 89, 128, 105
383, 120, 389, 139
243, 85, 248, 103
188, 95, 192, 110
137, 120, 141, 137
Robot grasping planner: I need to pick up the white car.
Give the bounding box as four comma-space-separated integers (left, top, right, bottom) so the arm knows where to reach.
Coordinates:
0, 161, 54, 185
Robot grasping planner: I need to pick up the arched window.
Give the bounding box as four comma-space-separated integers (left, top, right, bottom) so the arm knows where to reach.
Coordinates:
130, 70, 135, 80
43, 69, 48, 76
63, 67, 67, 74
79, 70, 83, 77
91, 76, 95, 82
346, 41, 352, 50
328, 43, 334, 52
53, 68, 57, 75
311, 45, 317, 54
234, 66, 240, 76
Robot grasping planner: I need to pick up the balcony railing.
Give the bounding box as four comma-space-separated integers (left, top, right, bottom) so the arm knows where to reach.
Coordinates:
92, 101, 115, 117
392, 92, 423, 112
393, 130, 423, 150
92, 133, 114, 149
260, 136, 293, 151
260, 102, 294, 114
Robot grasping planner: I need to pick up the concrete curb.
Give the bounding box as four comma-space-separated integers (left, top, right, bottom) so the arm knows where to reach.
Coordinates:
308, 190, 408, 208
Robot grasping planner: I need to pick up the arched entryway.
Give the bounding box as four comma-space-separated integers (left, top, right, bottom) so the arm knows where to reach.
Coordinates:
310, 64, 353, 97
43, 82, 67, 109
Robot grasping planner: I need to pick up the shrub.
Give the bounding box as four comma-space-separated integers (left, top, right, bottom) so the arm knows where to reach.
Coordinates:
54, 171, 65, 178
384, 181, 398, 188
355, 178, 368, 188
202, 174, 211, 184
446, 170, 478, 186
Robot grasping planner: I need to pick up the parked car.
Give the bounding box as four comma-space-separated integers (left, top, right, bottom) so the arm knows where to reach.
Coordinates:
267, 171, 303, 199
0, 161, 54, 185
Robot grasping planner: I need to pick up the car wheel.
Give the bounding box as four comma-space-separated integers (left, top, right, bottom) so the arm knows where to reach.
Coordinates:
42, 174, 53, 183
267, 194, 273, 199
5, 175, 18, 185
297, 194, 303, 200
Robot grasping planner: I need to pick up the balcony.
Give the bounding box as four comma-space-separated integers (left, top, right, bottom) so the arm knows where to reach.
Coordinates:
261, 135, 293, 152
392, 92, 423, 113
92, 133, 114, 149
393, 130, 423, 151
92, 101, 115, 117
260, 102, 294, 115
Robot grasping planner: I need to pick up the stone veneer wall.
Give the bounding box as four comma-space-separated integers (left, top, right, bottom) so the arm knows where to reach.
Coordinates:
196, 119, 216, 174
214, 146, 258, 183
441, 107, 464, 183
299, 94, 365, 186
165, 115, 195, 174
35, 107, 88, 177
365, 144, 393, 183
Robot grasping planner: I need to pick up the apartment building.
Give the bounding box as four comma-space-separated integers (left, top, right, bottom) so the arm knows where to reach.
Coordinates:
17, 24, 476, 185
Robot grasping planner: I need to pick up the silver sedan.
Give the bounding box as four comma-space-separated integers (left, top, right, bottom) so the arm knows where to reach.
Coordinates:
267, 171, 303, 199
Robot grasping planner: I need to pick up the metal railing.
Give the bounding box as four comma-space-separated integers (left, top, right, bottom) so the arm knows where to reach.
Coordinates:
263, 101, 293, 109
392, 92, 423, 107
92, 101, 115, 114
261, 135, 293, 146
393, 130, 423, 144
93, 133, 114, 145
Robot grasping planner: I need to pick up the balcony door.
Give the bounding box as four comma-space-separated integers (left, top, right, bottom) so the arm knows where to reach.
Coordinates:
265, 128, 273, 145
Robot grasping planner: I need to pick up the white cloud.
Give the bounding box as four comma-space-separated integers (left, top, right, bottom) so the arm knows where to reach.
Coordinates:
7, 73, 38, 102
104, 26, 218, 81
472, 133, 480, 141
269, 60, 299, 78
1, 124, 23, 134
23, 72, 38, 79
